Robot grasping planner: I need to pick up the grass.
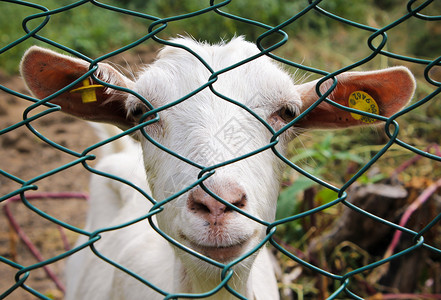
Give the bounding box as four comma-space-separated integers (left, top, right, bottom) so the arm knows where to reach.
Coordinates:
0, 0, 147, 74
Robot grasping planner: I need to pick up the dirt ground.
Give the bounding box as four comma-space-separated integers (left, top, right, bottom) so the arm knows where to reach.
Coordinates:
0, 47, 157, 300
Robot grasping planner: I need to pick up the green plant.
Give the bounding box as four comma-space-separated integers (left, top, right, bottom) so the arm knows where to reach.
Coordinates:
0, 0, 142, 74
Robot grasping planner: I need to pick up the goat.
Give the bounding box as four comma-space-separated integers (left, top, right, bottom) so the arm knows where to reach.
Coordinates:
20, 37, 416, 299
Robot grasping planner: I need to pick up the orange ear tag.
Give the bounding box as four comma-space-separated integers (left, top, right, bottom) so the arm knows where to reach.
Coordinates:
348, 91, 379, 124
70, 79, 104, 103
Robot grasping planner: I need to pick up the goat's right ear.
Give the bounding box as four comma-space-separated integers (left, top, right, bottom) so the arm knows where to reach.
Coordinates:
20, 46, 136, 130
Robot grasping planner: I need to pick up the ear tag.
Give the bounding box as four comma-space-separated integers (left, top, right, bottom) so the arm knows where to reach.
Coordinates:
70, 79, 104, 103
348, 91, 379, 124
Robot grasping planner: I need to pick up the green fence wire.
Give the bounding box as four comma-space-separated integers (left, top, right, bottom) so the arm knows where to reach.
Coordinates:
1, 0, 440, 299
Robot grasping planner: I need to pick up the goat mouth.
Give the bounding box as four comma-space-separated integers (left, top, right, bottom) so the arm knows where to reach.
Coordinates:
192, 242, 247, 263
179, 234, 250, 263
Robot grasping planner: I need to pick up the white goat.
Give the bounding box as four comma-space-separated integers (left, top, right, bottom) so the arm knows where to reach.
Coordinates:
20, 37, 416, 299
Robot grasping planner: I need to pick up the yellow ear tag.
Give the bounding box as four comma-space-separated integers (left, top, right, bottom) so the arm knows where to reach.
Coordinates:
70, 79, 104, 103
348, 91, 379, 124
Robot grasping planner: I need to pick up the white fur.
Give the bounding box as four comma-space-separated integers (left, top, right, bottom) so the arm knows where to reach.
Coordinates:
65, 37, 289, 300
57, 37, 414, 299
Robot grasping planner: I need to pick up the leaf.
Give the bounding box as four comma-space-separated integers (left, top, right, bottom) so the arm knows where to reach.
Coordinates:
334, 151, 364, 164
315, 188, 339, 205
277, 177, 316, 220
289, 149, 319, 164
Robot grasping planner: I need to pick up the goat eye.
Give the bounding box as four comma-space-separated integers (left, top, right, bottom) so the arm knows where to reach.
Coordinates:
278, 106, 297, 123
131, 103, 149, 120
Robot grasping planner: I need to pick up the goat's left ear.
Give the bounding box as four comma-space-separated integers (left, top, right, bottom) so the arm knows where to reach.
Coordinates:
295, 67, 416, 129
20, 46, 136, 130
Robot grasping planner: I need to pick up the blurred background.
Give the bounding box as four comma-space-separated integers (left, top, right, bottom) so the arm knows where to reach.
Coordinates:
0, 1, 440, 299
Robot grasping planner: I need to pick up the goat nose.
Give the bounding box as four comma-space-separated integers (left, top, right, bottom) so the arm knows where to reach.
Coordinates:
187, 183, 247, 226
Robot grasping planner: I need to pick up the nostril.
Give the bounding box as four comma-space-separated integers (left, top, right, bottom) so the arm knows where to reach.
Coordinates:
188, 194, 211, 214
236, 194, 247, 209
227, 194, 247, 212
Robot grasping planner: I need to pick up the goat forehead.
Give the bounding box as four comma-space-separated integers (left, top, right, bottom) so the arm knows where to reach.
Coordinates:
157, 37, 261, 69
137, 37, 295, 107
165, 107, 266, 161
136, 38, 299, 163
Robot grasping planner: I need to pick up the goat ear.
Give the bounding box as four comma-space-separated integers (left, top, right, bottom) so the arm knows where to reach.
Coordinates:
20, 46, 136, 130
296, 67, 416, 129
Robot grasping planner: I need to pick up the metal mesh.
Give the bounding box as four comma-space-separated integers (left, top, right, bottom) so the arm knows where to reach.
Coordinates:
1, 0, 440, 299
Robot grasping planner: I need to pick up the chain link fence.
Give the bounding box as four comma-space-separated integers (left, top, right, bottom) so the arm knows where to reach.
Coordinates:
1, 0, 441, 299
